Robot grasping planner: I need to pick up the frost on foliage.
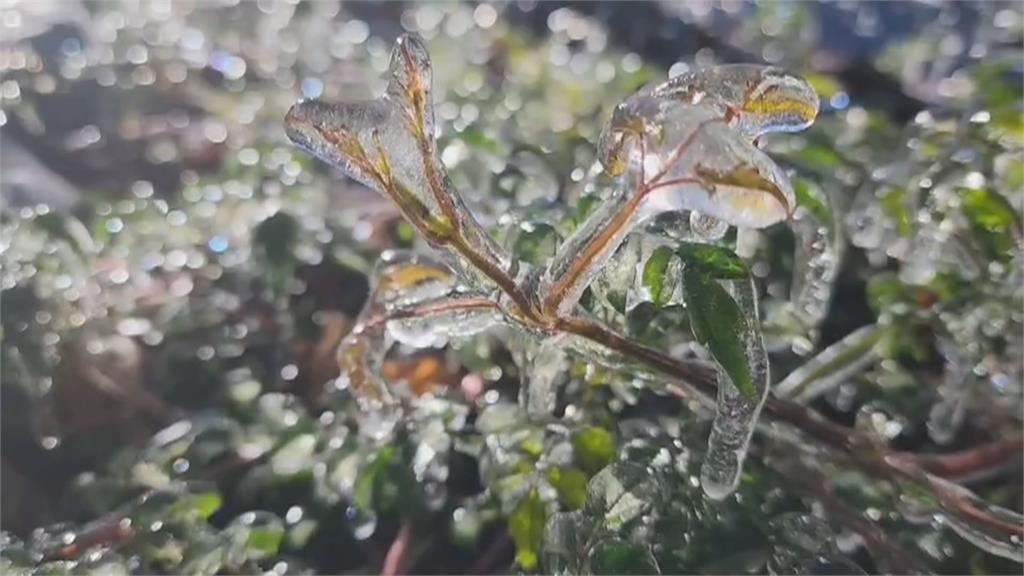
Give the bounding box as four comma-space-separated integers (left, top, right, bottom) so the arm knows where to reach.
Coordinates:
285, 34, 511, 290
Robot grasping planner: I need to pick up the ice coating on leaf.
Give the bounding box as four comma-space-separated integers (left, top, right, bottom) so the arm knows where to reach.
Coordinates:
648, 64, 819, 137
600, 97, 797, 229
285, 34, 510, 289
385, 303, 501, 349
336, 252, 502, 401
699, 276, 769, 500
547, 90, 803, 315
774, 324, 882, 402
542, 186, 649, 315
386, 34, 435, 141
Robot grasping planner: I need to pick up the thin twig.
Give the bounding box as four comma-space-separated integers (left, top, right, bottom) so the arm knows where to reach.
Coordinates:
381, 521, 413, 576
894, 436, 1024, 481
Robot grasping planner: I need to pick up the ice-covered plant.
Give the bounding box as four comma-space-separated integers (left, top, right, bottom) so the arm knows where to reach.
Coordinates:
283, 34, 1023, 572
285, 33, 819, 501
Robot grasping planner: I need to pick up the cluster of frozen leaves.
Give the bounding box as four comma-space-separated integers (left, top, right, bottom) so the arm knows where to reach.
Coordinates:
284, 32, 824, 508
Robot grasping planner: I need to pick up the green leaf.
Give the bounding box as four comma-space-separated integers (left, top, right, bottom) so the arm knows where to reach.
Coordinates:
547, 467, 588, 510
254, 211, 299, 266
793, 144, 844, 169
589, 540, 660, 575
683, 269, 754, 398
573, 427, 616, 475
642, 246, 674, 306
879, 187, 910, 237
676, 244, 748, 279
191, 492, 223, 520
959, 187, 1018, 259
247, 524, 284, 556
513, 222, 560, 265
509, 489, 547, 570
792, 178, 833, 231
354, 445, 395, 512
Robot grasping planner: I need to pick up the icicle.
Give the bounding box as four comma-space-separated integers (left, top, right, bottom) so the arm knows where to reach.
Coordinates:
927, 337, 970, 445
774, 324, 882, 403
699, 276, 769, 500
787, 207, 842, 348
520, 338, 570, 418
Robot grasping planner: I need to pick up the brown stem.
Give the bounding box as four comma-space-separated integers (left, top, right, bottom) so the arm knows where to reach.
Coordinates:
449, 235, 540, 323
381, 521, 413, 576
558, 315, 718, 390
541, 189, 648, 317
411, 103, 541, 324
43, 517, 135, 562
540, 114, 720, 317
893, 436, 1023, 480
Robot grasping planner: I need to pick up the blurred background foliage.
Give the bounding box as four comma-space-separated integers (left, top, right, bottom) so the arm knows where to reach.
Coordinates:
0, 1, 1021, 574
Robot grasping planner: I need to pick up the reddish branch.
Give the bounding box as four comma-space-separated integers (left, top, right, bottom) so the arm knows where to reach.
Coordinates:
381, 521, 413, 576
894, 436, 1024, 480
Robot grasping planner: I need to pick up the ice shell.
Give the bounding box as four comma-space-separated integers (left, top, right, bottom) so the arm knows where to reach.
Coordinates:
649, 64, 819, 137
601, 98, 796, 229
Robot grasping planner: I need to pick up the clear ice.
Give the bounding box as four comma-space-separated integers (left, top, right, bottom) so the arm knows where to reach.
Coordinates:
699, 276, 769, 500
286, 36, 820, 502
774, 324, 882, 403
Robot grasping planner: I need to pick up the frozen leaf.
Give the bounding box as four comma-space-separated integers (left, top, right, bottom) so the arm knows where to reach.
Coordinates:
641, 246, 675, 307
647, 64, 820, 138
513, 221, 561, 265
547, 467, 589, 510
542, 67, 815, 315
543, 511, 587, 575
601, 98, 798, 229
226, 511, 285, 561
337, 252, 504, 401
588, 539, 660, 575
774, 324, 882, 402
285, 34, 510, 288
585, 463, 658, 527
926, 476, 1024, 563
959, 187, 1019, 260
683, 269, 753, 398
573, 427, 616, 475
521, 340, 569, 417
509, 489, 547, 570
676, 243, 749, 279
696, 277, 769, 500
